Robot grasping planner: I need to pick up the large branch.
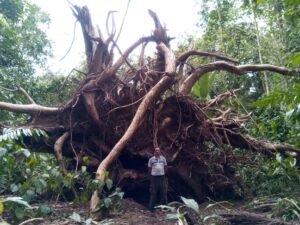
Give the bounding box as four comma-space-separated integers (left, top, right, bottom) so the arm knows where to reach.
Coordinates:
79, 37, 155, 93
179, 61, 299, 95
221, 129, 300, 158
220, 211, 295, 225
203, 89, 240, 109
71, 5, 97, 68
177, 50, 238, 64
243, 135, 300, 156
90, 42, 176, 210
0, 102, 59, 115
102, 36, 154, 80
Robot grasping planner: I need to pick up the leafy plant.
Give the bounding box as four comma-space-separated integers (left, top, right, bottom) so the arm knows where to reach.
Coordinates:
192, 73, 215, 99
68, 212, 93, 225
273, 197, 300, 221
158, 196, 202, 225
247, 196, 300, 222
0, 196, 31, 223
0, 127, 48, 141
0, 127, 79, 223
0, 139, 71, 199
92, 172, 124, 217
238, 153, 299, 219
239, 153, 299, 197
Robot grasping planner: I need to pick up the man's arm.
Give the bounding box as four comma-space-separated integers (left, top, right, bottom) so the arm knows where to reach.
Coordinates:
148, 158, 152, 176
164, 157, 167, 175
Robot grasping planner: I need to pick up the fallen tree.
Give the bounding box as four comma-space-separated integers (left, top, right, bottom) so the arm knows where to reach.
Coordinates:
0, 5, 299, 211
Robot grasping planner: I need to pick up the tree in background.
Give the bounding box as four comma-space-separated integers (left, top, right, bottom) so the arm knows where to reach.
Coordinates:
0, 0, 51, 84
0, 0, 52, 125
192, 0, 299, 103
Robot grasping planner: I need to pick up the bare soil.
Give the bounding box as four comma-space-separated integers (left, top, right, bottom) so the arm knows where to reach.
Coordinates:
37, 199, 176, 225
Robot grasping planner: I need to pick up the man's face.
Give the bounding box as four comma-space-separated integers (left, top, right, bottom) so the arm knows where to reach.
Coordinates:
154, 148, 161, 156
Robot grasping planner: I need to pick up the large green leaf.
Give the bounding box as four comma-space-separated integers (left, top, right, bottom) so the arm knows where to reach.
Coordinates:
180, 196, 199, 213
3, 197, 31, 208
69, 212, 81, 222
192, 73, 215, 99
0, 201, 3, 215
291, 52, 300, 68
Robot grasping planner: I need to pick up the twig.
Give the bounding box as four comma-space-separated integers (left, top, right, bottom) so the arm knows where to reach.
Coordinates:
0, 85, 18, 92
106, 11, 117, 37
58, 68, 87, 95
112, 40, 136, 71
104, 36, 154, 80
115, 0, 131, 43
60, 20, 78, 61
108, 95, 144, 114
18, 87, 36, 104
19, 218, 44, 225
0, 85, 36, 104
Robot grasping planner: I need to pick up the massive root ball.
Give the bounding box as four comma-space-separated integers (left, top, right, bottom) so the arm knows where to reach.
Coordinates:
0, 6, 299, 208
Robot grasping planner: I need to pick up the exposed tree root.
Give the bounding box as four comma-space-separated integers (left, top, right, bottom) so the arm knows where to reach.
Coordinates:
220, 211, 297, 225
54, 132, 70, 175
0, 5, 299, 212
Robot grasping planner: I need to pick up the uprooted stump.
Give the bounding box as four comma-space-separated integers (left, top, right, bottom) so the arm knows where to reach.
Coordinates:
1, 5, 300, 209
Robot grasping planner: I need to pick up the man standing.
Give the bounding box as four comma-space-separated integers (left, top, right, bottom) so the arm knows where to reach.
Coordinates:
148, 147, 168, 212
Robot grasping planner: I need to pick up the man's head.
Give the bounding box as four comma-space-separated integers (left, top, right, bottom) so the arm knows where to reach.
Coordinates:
154, 147, 161, 157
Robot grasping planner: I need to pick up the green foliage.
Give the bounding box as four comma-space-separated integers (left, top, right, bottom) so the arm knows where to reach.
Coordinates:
192, 73, 215, 99
250, 85, 300, 146
247, 196, 300, 222
193, 0, 262, 102
0, 126, 124, 220
251, 85, 300, 109
273, 197, 300, 221
0, 128, 73, 205
68, 212, 93, 225
93, 172, 124, 217
0, 196, 31, 223
0, 127, 48, 142
0, 140, 71, 200
0, 0, 52, 125
190, 0, 300, 105
290, 52, 300, 68
0, 127, 124, 222
0, 195, 53, 224
249, 107, 294, 143
0, 0, 51, 84
161, 196, 222, 224
239, 153, 299, 196
0, 70, 85, 126
29, 71, 86, 106
180, 196, 199, 214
